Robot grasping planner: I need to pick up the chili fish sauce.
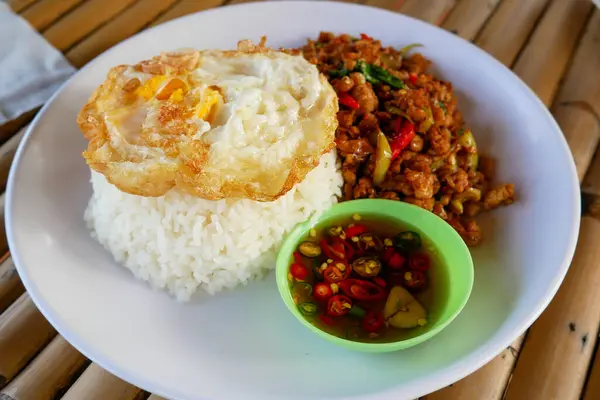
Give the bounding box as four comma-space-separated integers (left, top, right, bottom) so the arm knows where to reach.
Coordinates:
288, 214, 450, 343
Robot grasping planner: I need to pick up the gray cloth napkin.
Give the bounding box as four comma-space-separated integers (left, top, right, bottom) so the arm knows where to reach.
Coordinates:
0, 1, 75, 124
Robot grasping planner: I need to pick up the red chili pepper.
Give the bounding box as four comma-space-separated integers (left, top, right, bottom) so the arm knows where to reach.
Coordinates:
388, 252, 406, 270
345, 224, 369, 238
409, 73, 418, 85
404, 270, 427, 290
382, 247, 395, 263
327, 295, 353, 317
373, 276, 386, 288
290, 263, 309, 281
360, 33, 373, 41
390, 119, 416, 160
314, 282, 333, 302
363, 310, 384, 332
293, 251, 304, 265
339, 239, 355, 261
339, 279, 386, 301
323, 264, 351, 283
388, 272, 405, 287
338, 92, 360, 109
320, 239, 345, 261
319, 314, 336, 326
409, 253, 431, 271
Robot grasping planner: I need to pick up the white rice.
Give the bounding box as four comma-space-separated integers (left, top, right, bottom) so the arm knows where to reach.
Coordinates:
84, 150, 343, 301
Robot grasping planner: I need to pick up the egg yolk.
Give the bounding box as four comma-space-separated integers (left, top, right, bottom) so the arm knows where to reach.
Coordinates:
196, 88, 223, 122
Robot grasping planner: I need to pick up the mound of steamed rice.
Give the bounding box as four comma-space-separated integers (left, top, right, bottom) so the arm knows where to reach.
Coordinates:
84, 150, 343, 301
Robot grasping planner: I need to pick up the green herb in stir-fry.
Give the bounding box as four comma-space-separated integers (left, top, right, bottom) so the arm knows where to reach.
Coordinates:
355, 61, 405, 89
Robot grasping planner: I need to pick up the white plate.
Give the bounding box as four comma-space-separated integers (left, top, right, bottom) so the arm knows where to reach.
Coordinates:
6, 2, 580, 399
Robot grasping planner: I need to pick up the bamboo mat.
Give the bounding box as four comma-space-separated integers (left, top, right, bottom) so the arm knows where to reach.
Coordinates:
1, 0, 599, 399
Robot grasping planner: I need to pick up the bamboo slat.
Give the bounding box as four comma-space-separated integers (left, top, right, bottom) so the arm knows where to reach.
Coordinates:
584, 147, 600, 198
0, 109, 36, 145
61, 363, 143, 400
64, 0, 180, 68
512, 0, 593, 106
20, 0, 86, 31
147, 395, 167, 400
150, 0, 226, 27
475, 0, 551, 66
0, 335, 88, 400
6, 0, 39, 13
553, 10, 600, 182
0, 255, 24, 315
0, 194, 7, 255
364, 0, 405, 12
0, 127, 26, 194
0, 293, 57, 388
584, 347, 600, 400
399, 0, 456, 25
441, 0, 501, 41
426, 337, 524, 399
504, 214, 600, 399
42, 0, 138, 52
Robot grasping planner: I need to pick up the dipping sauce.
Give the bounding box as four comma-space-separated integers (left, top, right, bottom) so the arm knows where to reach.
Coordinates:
288, 214, 443, 343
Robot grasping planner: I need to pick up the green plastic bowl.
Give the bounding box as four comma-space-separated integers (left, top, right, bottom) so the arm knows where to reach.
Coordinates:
275, 199, 474, 353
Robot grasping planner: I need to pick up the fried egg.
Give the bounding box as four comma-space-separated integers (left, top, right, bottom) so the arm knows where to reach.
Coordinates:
78, 38, 338, 201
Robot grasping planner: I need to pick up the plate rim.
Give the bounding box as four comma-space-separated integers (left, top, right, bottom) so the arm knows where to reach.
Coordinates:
5, 1, 582, 399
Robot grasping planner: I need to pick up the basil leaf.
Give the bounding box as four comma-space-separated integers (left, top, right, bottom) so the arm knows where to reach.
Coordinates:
355, 60, 405, 89
328, 67, 350, 78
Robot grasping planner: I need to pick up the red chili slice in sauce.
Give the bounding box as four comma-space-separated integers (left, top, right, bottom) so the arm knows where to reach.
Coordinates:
363, 310, 384, 332
339, 279, 386, 301
290, 263, 309, 281
323, 264, 350, 283
320, 239, 346, 261
388, 252, 406, 269
404, 270, 427, 290
345, 224, 369, 238
314, 282, 333, 302
409, 253, 431, 271
327, 295, 353, 317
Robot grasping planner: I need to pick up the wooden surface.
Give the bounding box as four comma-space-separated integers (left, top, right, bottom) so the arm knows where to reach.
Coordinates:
1, 0, 599, 399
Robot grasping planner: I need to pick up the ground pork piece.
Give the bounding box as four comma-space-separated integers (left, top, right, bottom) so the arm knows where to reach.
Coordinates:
447, 216, 482, 246
343, 183, 354, 200
410, 134, 424, 152
351, 83, 378, 115
484, 184, 515, 209
334, 76, 354, 93
364, 155, 376, 177
380, 176, 414, 196
428, 126, 451, 155
353, 177, 376, 199
405, 169, 437, 199
407, 154, 432, 174
337, 110, 355, 128
444, 168, 470, 193
379, 191, 400, 200
403, 53, 431, 75
404, 197, 435, 211
358, 113, 379, 135
336, 138, 375, 156
433, 203, 448, 220
342, 164, 357, 185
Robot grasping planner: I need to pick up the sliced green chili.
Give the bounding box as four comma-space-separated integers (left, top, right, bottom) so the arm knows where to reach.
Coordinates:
348, 305, 366, 318
294, 282, 313, 298
298, 302, 318, 316
393, 231, 422, 252
398, 43, 424, 57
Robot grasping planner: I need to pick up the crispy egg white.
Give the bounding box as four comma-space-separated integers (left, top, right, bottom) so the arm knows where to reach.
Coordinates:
78, 39, 338, 201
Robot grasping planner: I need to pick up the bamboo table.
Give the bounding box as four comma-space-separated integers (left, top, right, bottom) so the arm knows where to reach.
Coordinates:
1, 0, 599, 399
